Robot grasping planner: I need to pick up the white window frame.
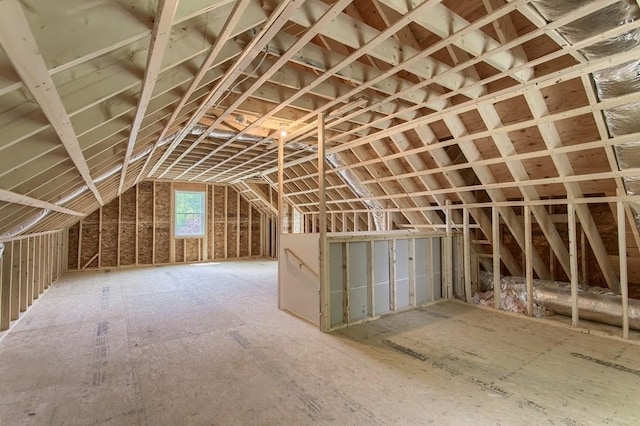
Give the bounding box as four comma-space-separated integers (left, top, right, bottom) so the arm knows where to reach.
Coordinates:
174, 190, 206, 238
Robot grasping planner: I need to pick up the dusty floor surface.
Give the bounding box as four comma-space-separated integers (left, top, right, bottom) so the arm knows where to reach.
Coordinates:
0, 260, 639, 425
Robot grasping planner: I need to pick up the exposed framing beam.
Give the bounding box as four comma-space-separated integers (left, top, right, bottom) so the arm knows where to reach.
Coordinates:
118, 0, 180, 195
0, 0, 103, 205
0, 189, 83, 217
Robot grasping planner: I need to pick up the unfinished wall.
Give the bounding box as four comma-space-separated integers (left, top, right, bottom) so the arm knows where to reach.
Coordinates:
1, 230, 67, 331
67, 182, 265, 271
499, 204, 637, 288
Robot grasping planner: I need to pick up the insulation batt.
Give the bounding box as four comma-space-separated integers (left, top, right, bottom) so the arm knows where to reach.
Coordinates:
475, 272, 640, 331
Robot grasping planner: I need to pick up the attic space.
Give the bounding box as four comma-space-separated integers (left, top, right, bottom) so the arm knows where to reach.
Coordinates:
1, 0, 640, 424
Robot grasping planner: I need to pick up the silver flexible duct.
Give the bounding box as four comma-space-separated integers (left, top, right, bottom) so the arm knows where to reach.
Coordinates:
286, 142, 386, 231
475, 272, 640, 331
531, 0, 640, 228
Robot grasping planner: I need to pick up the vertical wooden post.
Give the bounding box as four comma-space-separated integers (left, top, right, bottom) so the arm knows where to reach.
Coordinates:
236, 190, 241, 257
445, 200, 453, 299
135, 184, 139, 265
277, 122, 285, 310
28, 237, 35, 306
77, 219, 83, 270
524, 205, 534, 317
63, 229, 69, 273
427, 237, 435, 302
318, 113, 329, 331
463, 207, 472, 303
548, 204, 555, 281
224, 185, 228, 259
32, 236, 39, 300
20, 239, 28, 313
211, 185, 216, 260
618, 200, 629, 339
343, 242, 350, 325
581, 227, 588, 285
117, 196, 122, 267
409, 238, 416, 307
1, 242, 13, 330
169, 182, 175, 263
152, 181, 157, 264
248, 204, 252, 257
98, 207, 103, 268
492, 207, 501, 310
568, 203, 579, 327
11, 240, 21, 320
389, 239, 397, 312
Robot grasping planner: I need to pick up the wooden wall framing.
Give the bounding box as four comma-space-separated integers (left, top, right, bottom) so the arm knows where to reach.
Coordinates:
67, 181, 264, 270
1, 230, 67, 332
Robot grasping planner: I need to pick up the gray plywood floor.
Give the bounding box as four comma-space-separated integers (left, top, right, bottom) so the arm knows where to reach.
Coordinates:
0, 260, 639, 425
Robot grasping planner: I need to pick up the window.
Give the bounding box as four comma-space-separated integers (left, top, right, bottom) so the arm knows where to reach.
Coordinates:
174, 190, 205, 237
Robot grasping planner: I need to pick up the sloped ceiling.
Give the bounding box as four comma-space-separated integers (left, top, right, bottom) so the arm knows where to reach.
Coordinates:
0, 0, 640, 286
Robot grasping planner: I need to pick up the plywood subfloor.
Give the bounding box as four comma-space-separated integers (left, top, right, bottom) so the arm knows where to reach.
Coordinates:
0, 260, 639, 425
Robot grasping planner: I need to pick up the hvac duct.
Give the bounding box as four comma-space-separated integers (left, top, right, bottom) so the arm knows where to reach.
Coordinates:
531, 0, 640, 231
286, 142, 386, 231
475, 272, 640, 331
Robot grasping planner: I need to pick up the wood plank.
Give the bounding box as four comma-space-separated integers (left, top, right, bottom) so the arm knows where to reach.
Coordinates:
1, 242, 12, 330
618, 200, 629, 339
0, 188, 84, 217
10, 240, 20, 320
568, 204, 579, 327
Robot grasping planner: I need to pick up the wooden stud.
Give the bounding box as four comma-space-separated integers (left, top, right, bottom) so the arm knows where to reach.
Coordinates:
549, 204, 556, 281
1, 242, 12, 330
343, 242, 350, 325
525, 205, 534, 317
568, 203, 579, 328
77, 218, 83, 271
389, 239, 397, 312
10, 240, 20, 320
27, 237, 34, 306
169, 182, 175, 263
618, 200, 629, 339
248, 204, 252, 257
224, 185, 229, 259
463, 208, 472, 303
445, 200, 453, 299
32, 236, 39, 300
318, 113, 329, 331
135, 184, 139, 265
409, 238, 416, 307
427, 237, 435, 302
492, 207, 501, 310
581, 227, 588, 285
98, 207, 103, 268
236, 190, 241, 258
152, 181, 156, 264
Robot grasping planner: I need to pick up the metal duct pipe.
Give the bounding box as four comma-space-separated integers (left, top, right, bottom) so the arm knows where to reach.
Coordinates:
190, 125, 272, 144
478, 272, 640, 331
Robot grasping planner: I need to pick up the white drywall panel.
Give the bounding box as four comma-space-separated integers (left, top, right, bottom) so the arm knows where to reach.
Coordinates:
279, 233, 320, 325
